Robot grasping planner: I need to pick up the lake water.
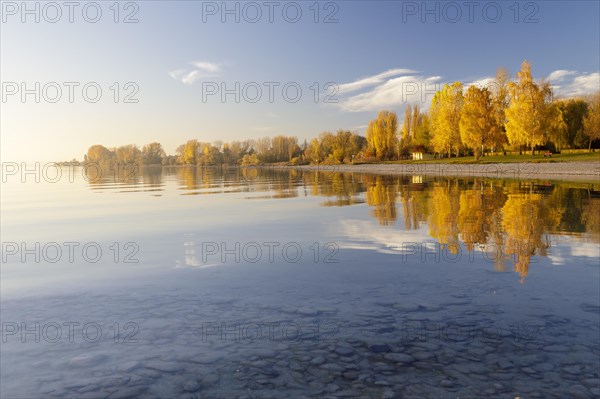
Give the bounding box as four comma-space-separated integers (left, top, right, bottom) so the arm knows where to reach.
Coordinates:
1, 165, 599, 398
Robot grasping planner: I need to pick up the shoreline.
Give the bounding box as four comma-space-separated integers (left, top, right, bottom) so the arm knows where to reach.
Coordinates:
59, 160, 600, 183
273, 161, 600, 182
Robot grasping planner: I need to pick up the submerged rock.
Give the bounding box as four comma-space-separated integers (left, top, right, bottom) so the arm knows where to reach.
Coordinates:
310, 356, 326, 366
334, 346, 354, 357
383, 353, 415, 364
440, 379, 454, 388
368, 344, 391, 353
183, 380, 201, 392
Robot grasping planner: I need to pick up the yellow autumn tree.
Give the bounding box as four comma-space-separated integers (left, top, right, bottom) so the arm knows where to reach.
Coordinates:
115, 144, 142, 165
430, 82, 463, 158
546, 101, 569, 151
505, 61, 551, 155
366, 111, 399, 160
401, 104, 413, 146
489, 67, 510, 153
583, 91, 600, 151
86, 144, 114, 167
178, 139, 200, 165
429, 91, 442, 153
459, 86, 497, 160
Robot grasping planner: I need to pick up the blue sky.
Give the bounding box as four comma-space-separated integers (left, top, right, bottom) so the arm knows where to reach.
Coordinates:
1, 0, 599, 161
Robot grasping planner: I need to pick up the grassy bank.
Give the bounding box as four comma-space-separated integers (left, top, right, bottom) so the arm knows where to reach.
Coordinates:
379, 152, 600, 164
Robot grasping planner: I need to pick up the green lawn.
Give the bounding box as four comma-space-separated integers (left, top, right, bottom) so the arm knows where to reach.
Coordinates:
382, 152, 600, 164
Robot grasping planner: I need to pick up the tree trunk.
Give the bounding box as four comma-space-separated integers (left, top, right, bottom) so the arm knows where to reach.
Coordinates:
531, 145, 535, 156
590, 138, 593, 152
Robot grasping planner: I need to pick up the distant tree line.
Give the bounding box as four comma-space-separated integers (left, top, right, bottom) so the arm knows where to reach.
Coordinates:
84, 61, 600, 166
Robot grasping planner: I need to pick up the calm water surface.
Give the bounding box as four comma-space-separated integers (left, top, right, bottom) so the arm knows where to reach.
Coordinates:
1, 166, 599, 398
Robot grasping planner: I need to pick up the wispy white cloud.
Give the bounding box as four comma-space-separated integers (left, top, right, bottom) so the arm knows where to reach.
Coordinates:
169, 61, 223, 85
168, 69, 186, 80
551, 72, 600, 97
338, 69, 417, 94
181, 70, 201, 85
336, 72, 443, 113
547, 70, 577, 82
190, 61, 222, 74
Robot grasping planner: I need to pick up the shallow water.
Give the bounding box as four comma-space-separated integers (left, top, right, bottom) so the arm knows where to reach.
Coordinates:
1, 166, 599, 398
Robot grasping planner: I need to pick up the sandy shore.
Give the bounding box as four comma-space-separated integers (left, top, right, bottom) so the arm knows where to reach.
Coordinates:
276, 161, 600, 182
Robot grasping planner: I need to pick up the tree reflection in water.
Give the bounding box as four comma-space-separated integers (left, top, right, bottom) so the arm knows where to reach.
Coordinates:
85, 166, 600, 281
